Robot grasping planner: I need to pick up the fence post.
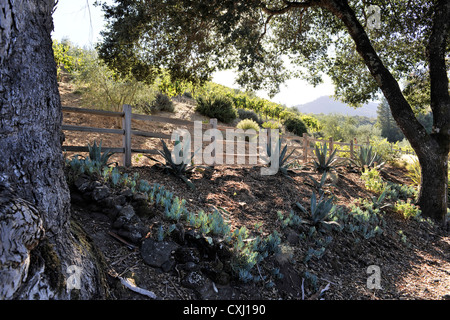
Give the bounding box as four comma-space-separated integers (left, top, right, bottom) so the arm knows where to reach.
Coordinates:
350, 139, 354, 159
329, 137, 334, 157
303, 132, 308, 162
210, 118, 217, 166
122, 104, 132, 167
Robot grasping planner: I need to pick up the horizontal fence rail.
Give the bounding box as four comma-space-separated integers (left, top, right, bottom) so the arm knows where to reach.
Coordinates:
62, 104, 412, 167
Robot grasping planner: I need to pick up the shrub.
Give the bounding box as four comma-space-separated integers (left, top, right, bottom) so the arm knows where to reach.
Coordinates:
237, 108, 262, 124
300, 115, 322, 132
394, 199, 422, 220
283, 116, 307, 136
262, 120, 282, 130
361, 167, 385, 194
371, 137, 401, 162
196, 95, 237, 123
236, 119, 260, 131
406, 158, 421, 186
151, 92, 175, 113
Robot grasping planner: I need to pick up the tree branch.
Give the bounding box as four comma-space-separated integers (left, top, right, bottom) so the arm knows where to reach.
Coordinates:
262, 0, 315, 16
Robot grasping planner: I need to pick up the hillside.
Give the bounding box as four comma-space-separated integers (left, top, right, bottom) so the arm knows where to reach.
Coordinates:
294, 96, 378, 118
59, 79, 450, 301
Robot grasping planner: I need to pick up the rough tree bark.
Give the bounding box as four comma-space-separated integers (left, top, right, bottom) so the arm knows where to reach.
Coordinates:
0, 0, 108, 299
321, 0, 450, 225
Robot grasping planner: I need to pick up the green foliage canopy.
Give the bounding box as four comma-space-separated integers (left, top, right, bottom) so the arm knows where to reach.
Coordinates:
97, 0, 447, 106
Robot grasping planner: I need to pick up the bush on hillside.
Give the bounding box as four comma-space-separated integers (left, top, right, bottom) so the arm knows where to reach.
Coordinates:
262, 120, 282, 130
236, 119, 260, 132
195, 95, 237, 123
139, 92, 174, 114
237, 108, 262, 125
284, 116, 308, 136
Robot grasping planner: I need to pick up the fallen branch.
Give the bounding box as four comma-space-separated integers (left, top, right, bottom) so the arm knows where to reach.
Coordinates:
119, 277, 157, 299
108, 231, 138, 250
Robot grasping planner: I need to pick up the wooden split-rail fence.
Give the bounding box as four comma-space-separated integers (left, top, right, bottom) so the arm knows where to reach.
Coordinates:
61, 104, 400, 167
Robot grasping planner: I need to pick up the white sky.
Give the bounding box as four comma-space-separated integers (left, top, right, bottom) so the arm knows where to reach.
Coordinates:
51, 0, 335, 107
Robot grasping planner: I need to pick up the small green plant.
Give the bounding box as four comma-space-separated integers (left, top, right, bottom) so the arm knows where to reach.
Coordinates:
406, 158, 421, 186
330, 201, 385, 240
308, 171, 334, 196
146, 139, 197, 190
398, 230, 407, 243
368, 189, 391, 210
394, 199, 422, 220
361, 167, 385, 194
277, 210, 304, 229
313, 143, 339, 173
384, 181, 418, 201
350, 145, 385, 170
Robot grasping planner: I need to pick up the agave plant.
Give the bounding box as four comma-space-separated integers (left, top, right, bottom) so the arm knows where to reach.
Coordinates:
296, 191, 340, 231
351, 145, 385, 170
263, 137, 298, 178
87, 140, 115, 168
146, 139, 197, 190
313, 143, 339, 173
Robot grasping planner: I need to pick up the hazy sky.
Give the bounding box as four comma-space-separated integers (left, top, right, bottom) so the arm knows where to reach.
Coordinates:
51, 0, 334, 107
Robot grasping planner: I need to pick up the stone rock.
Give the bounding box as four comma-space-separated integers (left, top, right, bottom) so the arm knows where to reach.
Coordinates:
102, 204, 122, 220
131, 202, 155, 218
201, 260, 231, 286
178, 262, 200, 271
73, 175, 91, 193
140, 238, 179, 270
113, 205, 136, 228
174, 247, 201, 264
117, 225, 146, 244
170, 223, 186, 245
132, 192, 148, 202
184, 230, 215, 259
181, 271, 219, 299
120, 188, 133, 199
285, 228, 300, 245
102, 195, 127, 208
112, 204, 148, 243
92, 185, 110, 201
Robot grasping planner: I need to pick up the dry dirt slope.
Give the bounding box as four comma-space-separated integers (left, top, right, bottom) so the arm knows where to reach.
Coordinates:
59, 79, 450, 301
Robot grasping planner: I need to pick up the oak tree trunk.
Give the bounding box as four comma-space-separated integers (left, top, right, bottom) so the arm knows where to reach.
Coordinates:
417, 147, 449, 223
0, 0, 107, 299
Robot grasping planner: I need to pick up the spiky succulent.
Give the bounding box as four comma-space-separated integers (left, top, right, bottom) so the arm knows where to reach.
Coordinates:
296, 191, 340, 231
313, 143, 339, 173
87, 140, 115, 168
350, 145, 385, 170
146, 139, 197, 189
263, 137, 298, 178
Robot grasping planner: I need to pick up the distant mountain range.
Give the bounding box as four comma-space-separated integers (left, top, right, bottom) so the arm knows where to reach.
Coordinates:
294, 96, 379, 118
